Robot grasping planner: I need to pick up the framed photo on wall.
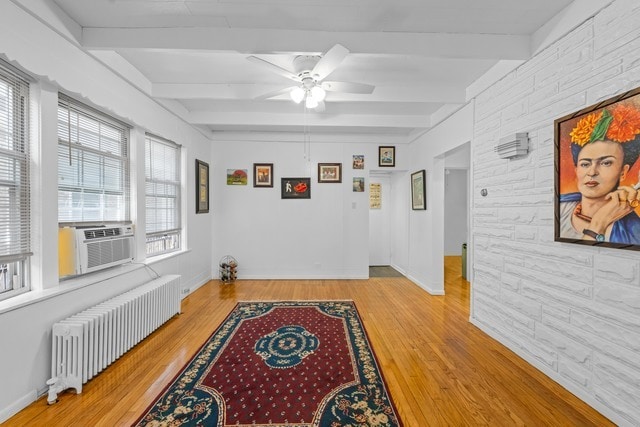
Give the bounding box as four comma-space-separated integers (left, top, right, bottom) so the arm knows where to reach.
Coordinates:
353, 177, 365, 192
227, 169, 248, 185
555, 85, 640, 249
353, 155, 364, 169
318, 163, 342, 183
253, 163, 274, 187
411, 170, 426, 210
378, 146, 395, 167
196, 159, 209, 214
281, 177, 311, 199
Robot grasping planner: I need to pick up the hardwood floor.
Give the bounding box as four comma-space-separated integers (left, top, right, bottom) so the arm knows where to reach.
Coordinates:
6, 257, 613, 426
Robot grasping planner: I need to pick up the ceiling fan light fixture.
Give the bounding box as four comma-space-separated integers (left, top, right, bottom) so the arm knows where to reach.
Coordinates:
290, 86, 305, 104
310, 86, 326, 102
305, 95, 319, 109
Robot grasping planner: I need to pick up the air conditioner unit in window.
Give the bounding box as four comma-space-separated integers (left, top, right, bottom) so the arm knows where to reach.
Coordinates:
59, 225, 135, 277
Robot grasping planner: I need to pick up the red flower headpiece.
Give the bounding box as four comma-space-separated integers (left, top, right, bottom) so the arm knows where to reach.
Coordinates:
570, 103, 640, 146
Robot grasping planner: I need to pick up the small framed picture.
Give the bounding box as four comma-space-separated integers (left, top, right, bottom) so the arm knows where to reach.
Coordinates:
227, 169, 248, 185
196, 159, 209, 214
378, 146, 395, 167
253, 163, 274, 187
411, 170, 426, 210
353, 155, 364, 169
353, 177, 365, 192
281, 177, 311, 199
318, 163, 342, 183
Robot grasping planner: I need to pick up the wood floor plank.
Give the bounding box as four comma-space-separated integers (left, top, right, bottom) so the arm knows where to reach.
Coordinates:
4, 257, 614, 426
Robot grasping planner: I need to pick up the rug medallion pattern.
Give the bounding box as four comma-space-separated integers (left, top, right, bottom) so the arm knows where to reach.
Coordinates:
135, 301, 402, 426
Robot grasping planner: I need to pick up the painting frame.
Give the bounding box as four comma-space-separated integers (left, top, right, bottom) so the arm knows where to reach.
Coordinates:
196, 159, 209, 214
226, 169, 248, 185
378, 146, 395, 167
352, 155, 364, 169
253, 163, 274, 188
554, 85, 640, 250
281, 177, 311, 199
411, 170, 426, 210
318, 163, 342, 183
353, 177, 365, 192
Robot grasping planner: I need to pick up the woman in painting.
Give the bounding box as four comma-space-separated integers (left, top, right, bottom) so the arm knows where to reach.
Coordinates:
559, 103, 640, 244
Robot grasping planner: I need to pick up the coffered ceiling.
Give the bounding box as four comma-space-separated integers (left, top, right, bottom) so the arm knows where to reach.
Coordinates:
24, 0, 581, 140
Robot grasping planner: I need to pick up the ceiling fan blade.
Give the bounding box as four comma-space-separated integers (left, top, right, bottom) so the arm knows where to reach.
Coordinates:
254, 86, 296, 100
311, 44, 349, 81
247, 56, 299, 81
314, 101, 326, 112
321, 81, 375, 94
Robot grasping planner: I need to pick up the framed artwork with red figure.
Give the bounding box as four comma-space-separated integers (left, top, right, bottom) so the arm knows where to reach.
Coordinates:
281, 178, 311, 199
555, 86, 640, 249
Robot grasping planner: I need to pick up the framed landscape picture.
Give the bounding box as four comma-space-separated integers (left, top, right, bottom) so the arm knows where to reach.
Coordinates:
378, 146, 395, 167
318, 163, 342, 183
411, 170, 426, 210
555, 85, 640, 249
281, 177, 311, 199
253, 163, 273, 187
196, 159, 209, 214
227, 169, 248, 185
353, 177, 365, 192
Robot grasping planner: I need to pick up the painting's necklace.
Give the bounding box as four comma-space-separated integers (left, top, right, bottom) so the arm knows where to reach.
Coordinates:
573, 203, 592, 222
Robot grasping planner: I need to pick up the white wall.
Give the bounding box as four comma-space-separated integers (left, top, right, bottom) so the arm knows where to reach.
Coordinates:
470, 0, 640, 425
0, 2, 213, 421
405, 103, 474, 294
211, 138, 407, 279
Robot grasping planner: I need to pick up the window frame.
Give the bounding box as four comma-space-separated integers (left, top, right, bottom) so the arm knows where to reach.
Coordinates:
0, 61, 31, 301
144, 133, 182, 257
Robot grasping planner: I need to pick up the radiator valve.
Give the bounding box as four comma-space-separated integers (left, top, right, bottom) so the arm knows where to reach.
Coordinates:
46, 377, 66, 404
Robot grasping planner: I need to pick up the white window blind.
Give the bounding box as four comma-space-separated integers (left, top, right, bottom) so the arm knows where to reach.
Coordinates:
145, 134, 181, 256
0, 61, 30, 300
58, 95, 130, 224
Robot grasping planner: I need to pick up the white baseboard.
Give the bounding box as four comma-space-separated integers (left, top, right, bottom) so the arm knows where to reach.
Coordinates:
405, 273, 445, 295
0, 389, 37, 424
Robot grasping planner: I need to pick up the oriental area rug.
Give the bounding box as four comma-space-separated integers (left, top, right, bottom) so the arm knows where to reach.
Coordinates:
134, 301, 402, 426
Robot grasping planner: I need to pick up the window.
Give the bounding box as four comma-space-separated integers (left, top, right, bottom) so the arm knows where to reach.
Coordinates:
0, 62, 30, 301
145, 134, 181, 256
58, 95, 130, 224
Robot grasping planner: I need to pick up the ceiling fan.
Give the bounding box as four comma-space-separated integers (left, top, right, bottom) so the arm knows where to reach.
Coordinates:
247, 44, 375, 112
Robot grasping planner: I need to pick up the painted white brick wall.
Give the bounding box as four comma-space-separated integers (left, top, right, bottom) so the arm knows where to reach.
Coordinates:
471, 1, 640, 425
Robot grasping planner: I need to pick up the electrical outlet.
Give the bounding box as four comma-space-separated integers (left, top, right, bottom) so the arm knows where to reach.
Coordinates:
182, 288, 190, 294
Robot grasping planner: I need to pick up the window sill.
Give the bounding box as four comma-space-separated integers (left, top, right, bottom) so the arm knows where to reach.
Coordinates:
0, 248, 192, 316
145, 248, 191, 265
0, 263, 145, 315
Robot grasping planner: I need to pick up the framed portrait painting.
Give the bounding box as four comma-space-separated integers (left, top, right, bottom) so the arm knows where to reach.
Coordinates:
411, 170, 426, 210
281, 177, 311, 199
196, 159, 209, 214
318, 163, 342, 183
253, 163, 274, 187
378, 146, 395, 167
555, 86, 640, 249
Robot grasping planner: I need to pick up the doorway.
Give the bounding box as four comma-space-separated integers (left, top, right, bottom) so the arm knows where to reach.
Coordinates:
368, 173, 391, 266
368, 171, 408, 278
443, 143, 470, 291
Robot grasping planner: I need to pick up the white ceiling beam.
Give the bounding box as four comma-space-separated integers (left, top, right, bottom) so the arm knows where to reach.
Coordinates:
152, 83, 465, 103
188, 111, 429, 129
82, 27, 530, 60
